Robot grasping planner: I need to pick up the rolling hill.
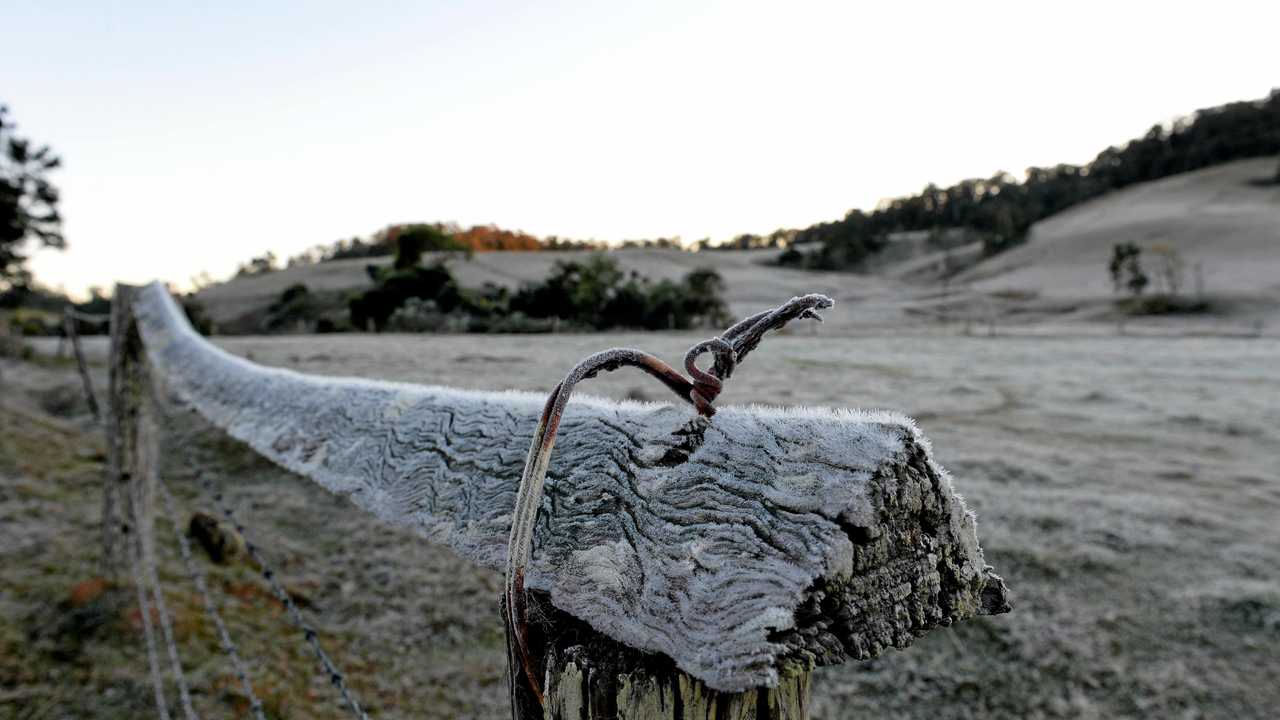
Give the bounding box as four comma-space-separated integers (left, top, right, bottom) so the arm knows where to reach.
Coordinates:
196, 156, 1280, 335
195, 247, 912, 334
959, 157, 1280, 300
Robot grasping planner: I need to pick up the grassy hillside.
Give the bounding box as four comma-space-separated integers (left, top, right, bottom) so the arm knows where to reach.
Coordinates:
778, 92, 1280, 272
959, 157, 1280, 300
195, 248, 889, 334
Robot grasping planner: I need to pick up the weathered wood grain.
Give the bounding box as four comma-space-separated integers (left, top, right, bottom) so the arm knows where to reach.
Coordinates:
127, 281, 1010, 692
513, 589, 814, 719
102, 285, 138, 577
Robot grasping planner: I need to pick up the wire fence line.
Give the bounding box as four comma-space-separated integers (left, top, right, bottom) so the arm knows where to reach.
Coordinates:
124, 477, 174, 720
105, 285, 461, 719
142, 491, 201, 720
155, 478, 269, 720
123, 459, 372, 720
132, 404, 201, 720
63, 304, 103, 421
66, 308, 112, 324
195, 467, 372, 720
113, 375, 372, 719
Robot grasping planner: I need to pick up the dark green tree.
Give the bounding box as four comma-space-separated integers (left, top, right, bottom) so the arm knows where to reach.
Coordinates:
1109, 243, 1148, 297
390, 224, 462, 269
1, 104, 64, 295
682, 267, 731, 327
349, 262, 460, 331
235, 251, 279, 277
508, 258, 731, 330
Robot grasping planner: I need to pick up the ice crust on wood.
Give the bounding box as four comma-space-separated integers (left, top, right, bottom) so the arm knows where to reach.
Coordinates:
129, 282, 1009, 692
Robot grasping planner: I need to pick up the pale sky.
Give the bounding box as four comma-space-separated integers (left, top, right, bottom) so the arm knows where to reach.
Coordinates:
4, 0, 1277, 296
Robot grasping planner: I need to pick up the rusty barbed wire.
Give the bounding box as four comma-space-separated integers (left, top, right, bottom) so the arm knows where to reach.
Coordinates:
195, 469, 371, 720
124, 481, 174, 720
137, 486, 200, 720
155, 477, 268, 720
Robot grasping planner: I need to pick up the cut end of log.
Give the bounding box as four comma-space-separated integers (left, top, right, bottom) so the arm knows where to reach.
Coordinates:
761, 433, 1012, 672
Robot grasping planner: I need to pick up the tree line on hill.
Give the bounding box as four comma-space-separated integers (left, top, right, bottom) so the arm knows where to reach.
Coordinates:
227, 88, 1280, 283
235, 225, 762, 281
778, 89, 1280, 271
348, 234, 731, 333
237, 224, 646, 278
262, 229, 732, 335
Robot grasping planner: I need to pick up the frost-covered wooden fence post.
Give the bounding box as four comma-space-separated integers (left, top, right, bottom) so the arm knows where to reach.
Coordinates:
103, 284, 148, 576
499, 297, 1012, 720
124, 282, 1012, 720
0, 316, 7, 434
508, 590, 815, 719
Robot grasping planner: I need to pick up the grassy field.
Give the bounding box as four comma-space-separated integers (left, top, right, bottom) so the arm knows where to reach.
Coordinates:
1, 355, 509, 720
3, 327, 1279, 718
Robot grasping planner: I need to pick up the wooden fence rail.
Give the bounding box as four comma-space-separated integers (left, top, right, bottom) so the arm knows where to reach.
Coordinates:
108, 281, 1010, 719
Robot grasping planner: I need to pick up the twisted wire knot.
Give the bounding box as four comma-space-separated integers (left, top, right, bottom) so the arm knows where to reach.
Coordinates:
683, 338, 736, 416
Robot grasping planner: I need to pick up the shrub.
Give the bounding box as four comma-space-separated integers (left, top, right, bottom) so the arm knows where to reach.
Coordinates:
384, 224, 466, 269
262, 283, 316, 332
349, 253, 732, 334
509, 256, 731, 330
386, 298, 447, 332
182, 297, 214, 336
349, 262, 461, 331
235, 252, 279, 277
1147, 245, 1185, 296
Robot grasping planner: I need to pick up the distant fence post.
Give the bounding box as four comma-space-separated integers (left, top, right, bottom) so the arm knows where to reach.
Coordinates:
0, 315, 7, 433
104, 283, 157, 573
64, 307, 102, 422
507, 591, 812, 719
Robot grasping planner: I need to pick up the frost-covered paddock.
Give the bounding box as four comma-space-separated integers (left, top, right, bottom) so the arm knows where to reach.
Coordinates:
9, 320, 1279, 716
196, 329, 1280, 716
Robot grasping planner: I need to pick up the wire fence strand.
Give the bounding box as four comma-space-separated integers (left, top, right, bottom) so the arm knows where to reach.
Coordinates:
66, 308, 111, 324
196, 470, 372, 720
135, 471, 202, 717
138, 378, 370, 719
125, 485, 174, 720
155, 477, 269, 720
